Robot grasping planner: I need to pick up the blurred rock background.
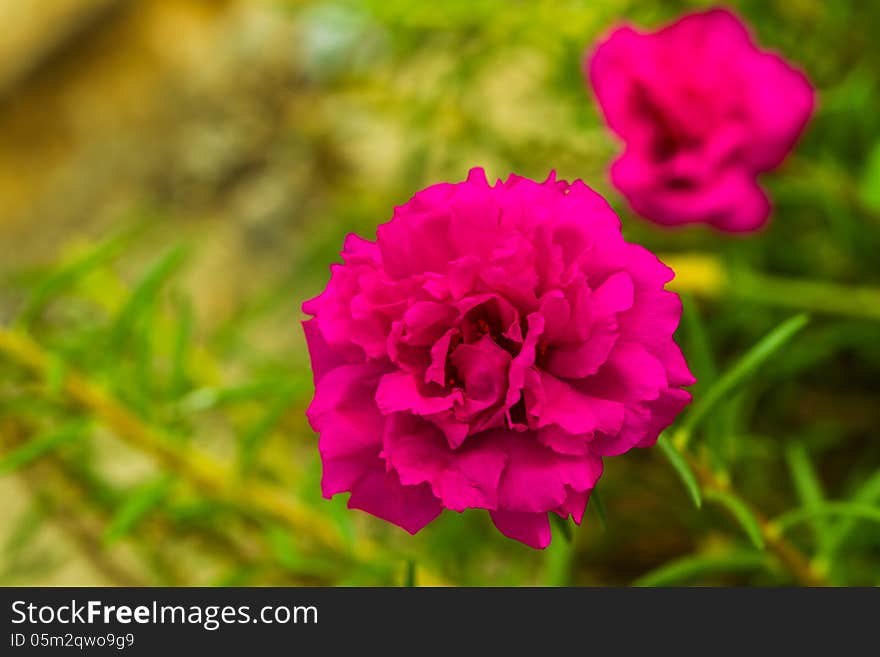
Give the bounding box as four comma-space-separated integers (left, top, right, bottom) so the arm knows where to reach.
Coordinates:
1, 0, 311, 318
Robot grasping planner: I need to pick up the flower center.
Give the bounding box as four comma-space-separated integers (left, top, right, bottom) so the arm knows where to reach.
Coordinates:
442, 305, 522, 391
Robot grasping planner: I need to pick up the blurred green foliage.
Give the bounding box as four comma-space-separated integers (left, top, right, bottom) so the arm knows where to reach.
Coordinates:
0, 0, 879, 586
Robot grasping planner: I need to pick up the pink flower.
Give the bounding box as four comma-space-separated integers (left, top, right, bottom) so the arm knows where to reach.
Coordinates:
587, 8, 814, 232
303, 169, 694, 548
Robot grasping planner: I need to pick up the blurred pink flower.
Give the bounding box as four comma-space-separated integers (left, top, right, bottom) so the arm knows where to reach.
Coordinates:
303, 169, 694, 548
587, 8, 814, 232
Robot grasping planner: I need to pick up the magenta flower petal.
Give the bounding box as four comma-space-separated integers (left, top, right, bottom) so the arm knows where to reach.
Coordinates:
587, 8, 814, 231
306, 363, 389, 497
347, 468, 443, 535
489, 510, 552, 550
303, 169, 693, 548
302, 318, 348, 384
493, 433, 604, 513
532, 371, 624, 436
383, 414, 509, 512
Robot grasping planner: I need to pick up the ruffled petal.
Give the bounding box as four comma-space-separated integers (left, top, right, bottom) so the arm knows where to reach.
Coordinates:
306, 363, 390, 498
489, 510, 552, 550
383, 414, 509, 512
347, 468, 442, 535
494, 433, 604, 513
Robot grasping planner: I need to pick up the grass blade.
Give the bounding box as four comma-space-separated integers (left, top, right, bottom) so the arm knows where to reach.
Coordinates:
168, 292, 194, 399
705, 489, 765, 549
785, 442, 832, 553
824, 470, 880, 558
103, 477, 172, 544
657, 434, 702, 508
110, 246, 188, 347
16, 231, 133, 327
771, 502, 880, 537
0, 421, 89, 475
680, 294, 717, 388
550, 512, 573, 543
180, 381, 284, 412
590, 487, 607, 531
543, 527, 574, 586
404, 559, 417, 587
678, 313, 809, 445
633, 550, 769, 586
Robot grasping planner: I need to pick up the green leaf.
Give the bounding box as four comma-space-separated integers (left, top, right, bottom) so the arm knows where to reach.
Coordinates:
180, 381, 288, 412
45, 355, 68, 397
771, 502, 880, 537
678, 313, 809, 446
404, 559, 417, 587
16, 230, 133, 327
680, 294, 717, 387
543, 525, 574, 586
549, 512, 573, 543
824, 470, 880, 558
657, 434, 702, 508
680, 295, 735, 472
633, 550, 770, 586
785, 442, 832, 553
168, 292, 194, 398
103, 477, 172, 544
0, 421, 89, 475
705, 489, 765, 549
590, 487, 607, 531
858, 140, 880, 211
110, 246, 188, 347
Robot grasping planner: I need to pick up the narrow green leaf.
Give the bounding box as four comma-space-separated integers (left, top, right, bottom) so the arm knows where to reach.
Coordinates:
16, 230, 132, 327
679, 313, 809, 444
111, 246, 188, 346
543, 529, 574, 586
858, 140, 880, 211
680, 294, 717, 387
180, 381, 285, 412
633, 550, 769, 586
785, 442, 832, 553
550, 513, 573, 543
404, 559, 417, 587
590, 487, 607, 531
824, 470, 880, 557
169, 292, 194, 398
45, 355, 67, 397
771, 502, 880, 536
0, 422, 88, 475
657, 434, 702, 508
103, 478, 172, 544
680, 295, 731, 466
705, 489, 765, 549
